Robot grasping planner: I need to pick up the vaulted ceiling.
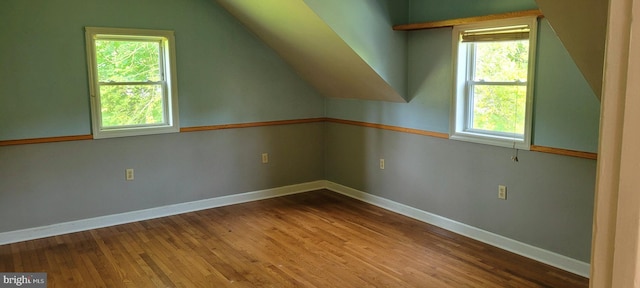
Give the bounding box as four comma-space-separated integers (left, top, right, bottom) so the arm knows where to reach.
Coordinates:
215, 0, 407, 103
216, 0, 607, 101
534, 0, 607, 100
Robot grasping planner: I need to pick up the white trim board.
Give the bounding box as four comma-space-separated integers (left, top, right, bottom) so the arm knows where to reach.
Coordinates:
323, 181, 590, 278
0, 180, 589, 278
0, 181, 325, 246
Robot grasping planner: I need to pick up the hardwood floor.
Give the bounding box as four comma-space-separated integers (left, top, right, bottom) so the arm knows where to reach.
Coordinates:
0, 189, 588, 287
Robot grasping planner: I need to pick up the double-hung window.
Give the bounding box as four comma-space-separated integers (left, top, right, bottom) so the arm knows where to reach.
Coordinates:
450, 17, 537, 149
85, 27, 179, 139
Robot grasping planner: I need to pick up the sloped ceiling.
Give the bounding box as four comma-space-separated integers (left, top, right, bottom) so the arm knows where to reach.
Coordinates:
215, 0, 406, 103
217, 0, 606, 101
535, 0, 608, 99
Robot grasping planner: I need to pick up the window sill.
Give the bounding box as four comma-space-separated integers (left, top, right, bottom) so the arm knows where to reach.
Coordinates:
450, 131, 530, 150
93, 126, 179, 139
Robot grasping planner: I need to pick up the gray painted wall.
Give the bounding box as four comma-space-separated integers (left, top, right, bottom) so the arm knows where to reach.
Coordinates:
325, 122, 595, 262
0, 124, 324, 232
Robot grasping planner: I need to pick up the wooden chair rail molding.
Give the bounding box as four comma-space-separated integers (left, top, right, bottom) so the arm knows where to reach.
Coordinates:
324, 118, 450, 139
0, 135, 94, 146
0, 117, 597, 160
530, 145, 598, 160
393, 9, 544, 31
179, 118, 325, 132
327, 119, 597, 160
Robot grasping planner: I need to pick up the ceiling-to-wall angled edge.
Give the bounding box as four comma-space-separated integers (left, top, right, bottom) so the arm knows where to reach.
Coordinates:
215, 0, 407, 103
535, 0, 607, 99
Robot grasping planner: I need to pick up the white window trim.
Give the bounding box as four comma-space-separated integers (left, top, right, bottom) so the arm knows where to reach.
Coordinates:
449, 17, 538, 150
85, 27, 179, 139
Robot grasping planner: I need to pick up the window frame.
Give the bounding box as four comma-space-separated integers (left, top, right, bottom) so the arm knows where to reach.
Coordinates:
85, 27, 179, 139
450, 17, 538, 150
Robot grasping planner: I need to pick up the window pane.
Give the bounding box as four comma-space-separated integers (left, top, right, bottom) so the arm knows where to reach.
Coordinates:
99, 85, 164, 127
473, 40, 528, 82
96, 40, 161, 82
471, 85, 526, 135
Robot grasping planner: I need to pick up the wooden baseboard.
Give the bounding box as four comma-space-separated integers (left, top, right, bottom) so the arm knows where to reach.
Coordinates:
324, 181, 591, 278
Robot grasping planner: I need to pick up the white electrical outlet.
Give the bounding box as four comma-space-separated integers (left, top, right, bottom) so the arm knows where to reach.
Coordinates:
379, 159, 385, 170
126, 169, 134, 181
262, 153, 269, 164
498, 185, 507, 200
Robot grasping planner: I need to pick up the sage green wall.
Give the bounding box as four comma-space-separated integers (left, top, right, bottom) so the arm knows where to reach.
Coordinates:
1, 0, 598, 150
408, 0, 538, 23
0, 0, 324, 141
325, 27, 451, 133
303, 0, 408, 98
402, 0, 600, 151
533, 22, 600, 152
326, 19, 600, 153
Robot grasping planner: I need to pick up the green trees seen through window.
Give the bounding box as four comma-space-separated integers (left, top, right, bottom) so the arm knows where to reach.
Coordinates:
96, 40, 165, 127
470, 40, 529, 136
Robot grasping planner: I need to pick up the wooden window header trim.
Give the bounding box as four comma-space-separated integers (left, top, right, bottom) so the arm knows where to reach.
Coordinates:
393, 9, 543, 31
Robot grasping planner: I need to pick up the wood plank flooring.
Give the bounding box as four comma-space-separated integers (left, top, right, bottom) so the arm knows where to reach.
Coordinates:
0, 189, 588, 287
